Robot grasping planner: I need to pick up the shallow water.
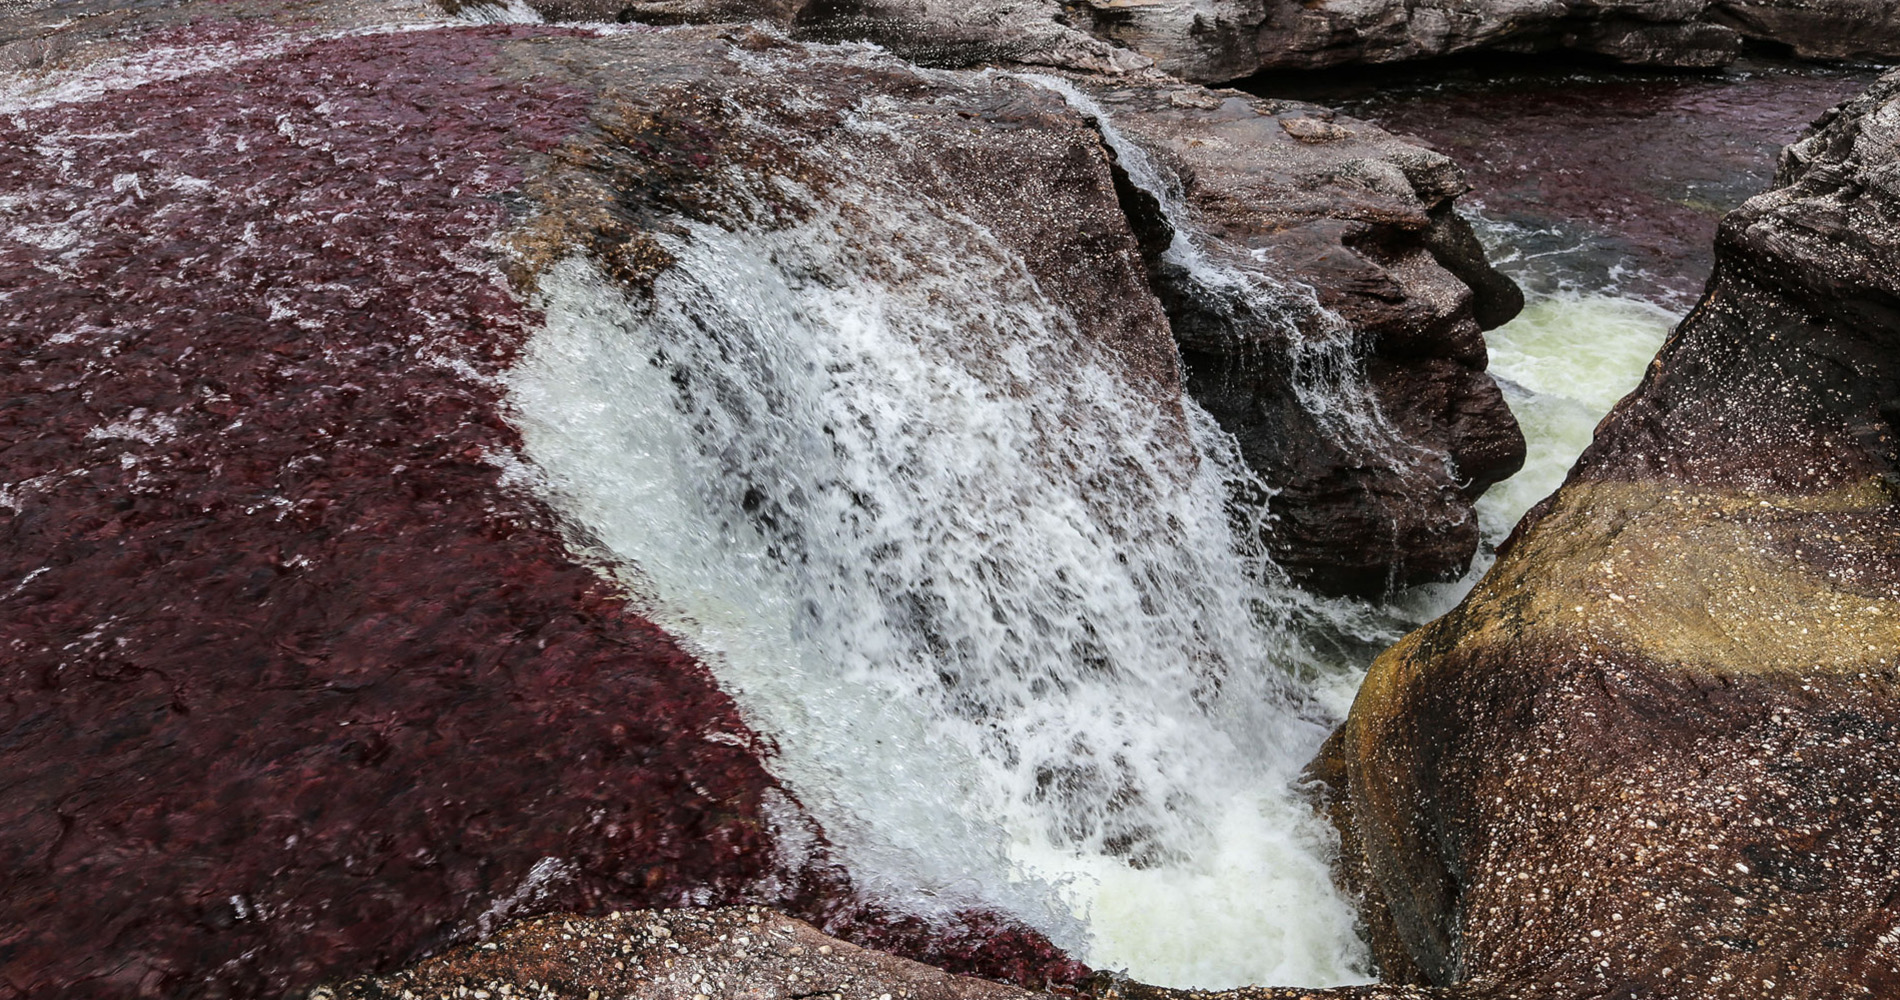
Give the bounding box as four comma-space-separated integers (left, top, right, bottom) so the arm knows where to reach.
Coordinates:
1263, 56, 1880, 302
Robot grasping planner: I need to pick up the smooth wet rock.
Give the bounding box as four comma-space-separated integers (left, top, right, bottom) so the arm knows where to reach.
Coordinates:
1071, 81, 1524, 595
1316, 68, 1900, 996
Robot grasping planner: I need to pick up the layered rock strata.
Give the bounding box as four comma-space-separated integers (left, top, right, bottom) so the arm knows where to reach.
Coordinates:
1076, 0, 1900, 82
1068, 80, 1524, 593
1317, 68, 1900, 996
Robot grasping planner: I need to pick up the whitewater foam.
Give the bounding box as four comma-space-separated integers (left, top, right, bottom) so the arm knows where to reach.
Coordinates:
505, 164, 1373, 985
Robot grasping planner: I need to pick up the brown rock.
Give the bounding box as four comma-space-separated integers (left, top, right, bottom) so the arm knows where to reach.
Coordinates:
314, 907, 1468, 999
1072, 81, 1523, 595
1317, 69, 1900, 996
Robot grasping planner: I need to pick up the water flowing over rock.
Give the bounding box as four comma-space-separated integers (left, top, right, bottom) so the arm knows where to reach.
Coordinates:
2, 0, 1525, 996
1050, 79, 1523, 595
505, 0, 1528, 596
0, 6, 1166, 994
1315, 67, 1900, 996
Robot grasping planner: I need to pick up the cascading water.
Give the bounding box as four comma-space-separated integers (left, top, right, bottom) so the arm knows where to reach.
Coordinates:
502, 112, 1379, 985
1021, 75, 1415, 463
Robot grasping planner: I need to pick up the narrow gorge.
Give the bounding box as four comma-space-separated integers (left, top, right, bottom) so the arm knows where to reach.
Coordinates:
1, 0, 1896, 998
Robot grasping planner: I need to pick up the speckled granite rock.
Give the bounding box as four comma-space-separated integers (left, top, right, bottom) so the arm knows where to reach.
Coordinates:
1316, 68, 1900, 996
314, 908, 1464, 1000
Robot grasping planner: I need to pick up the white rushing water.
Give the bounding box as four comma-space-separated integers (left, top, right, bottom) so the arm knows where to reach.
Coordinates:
1478, 292, 1676, 534
497, 63, 1671, 987
1464, 214, 1680, 549
502, 114, 1377, 984
1019, 74, 1413, 463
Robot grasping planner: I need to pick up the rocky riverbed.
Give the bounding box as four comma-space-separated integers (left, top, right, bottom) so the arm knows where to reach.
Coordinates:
317, 62, 1900, 997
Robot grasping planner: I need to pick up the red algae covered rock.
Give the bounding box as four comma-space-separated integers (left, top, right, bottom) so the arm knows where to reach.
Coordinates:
0, 8, 1120, 998
1316, 69, 1900, 997
0, 17, 784, 999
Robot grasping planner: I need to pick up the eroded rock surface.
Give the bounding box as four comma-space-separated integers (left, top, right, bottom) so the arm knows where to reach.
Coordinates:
316, 908, 1453, 1000
1068, 80, 1524, 594
1317, 68, 1900, 996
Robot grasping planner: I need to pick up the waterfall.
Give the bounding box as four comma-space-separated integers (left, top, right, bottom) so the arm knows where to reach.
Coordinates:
1019, 74, 1416, 463
502, 116, 1375, 987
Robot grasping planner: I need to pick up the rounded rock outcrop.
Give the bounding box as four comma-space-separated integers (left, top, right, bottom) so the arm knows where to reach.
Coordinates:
1316, 67, 1900, 997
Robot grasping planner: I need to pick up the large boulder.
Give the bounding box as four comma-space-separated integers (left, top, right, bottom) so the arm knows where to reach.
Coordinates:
0, 4, 1172, 995
1065, 80, 1524, 595
1316, 68, 1900, 995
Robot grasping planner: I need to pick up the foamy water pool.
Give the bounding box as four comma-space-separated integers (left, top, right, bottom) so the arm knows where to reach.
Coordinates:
1479, 291, 1677, 539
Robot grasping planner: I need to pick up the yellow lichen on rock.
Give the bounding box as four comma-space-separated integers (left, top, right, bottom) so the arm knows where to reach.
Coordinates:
1365, 475, 1900, 710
